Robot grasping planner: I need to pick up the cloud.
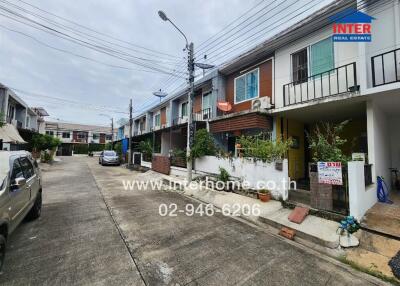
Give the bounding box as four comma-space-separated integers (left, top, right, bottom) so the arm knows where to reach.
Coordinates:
0, 0, 330, 125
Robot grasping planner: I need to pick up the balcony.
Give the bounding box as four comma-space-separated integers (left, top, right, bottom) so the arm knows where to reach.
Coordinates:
194, 108, 212, 121
283, 62, 358, 107
172, 108, 212, 127
371, 48, 400, 87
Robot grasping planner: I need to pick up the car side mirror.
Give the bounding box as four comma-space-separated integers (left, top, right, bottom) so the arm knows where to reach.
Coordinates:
11, 177, 26, 189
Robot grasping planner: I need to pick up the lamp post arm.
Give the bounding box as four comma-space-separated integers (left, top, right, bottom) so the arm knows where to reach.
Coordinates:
167, 19, 188, 48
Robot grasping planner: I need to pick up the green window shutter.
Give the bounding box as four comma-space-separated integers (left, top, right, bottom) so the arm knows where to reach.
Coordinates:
235, 75, 246, 102
311, 38, 334, 75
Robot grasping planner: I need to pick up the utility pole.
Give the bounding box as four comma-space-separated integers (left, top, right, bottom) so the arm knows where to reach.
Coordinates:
157, 10, 214, 183
111, 118, 114, 148
186, 42, 195, 182
128, 99, 133, 167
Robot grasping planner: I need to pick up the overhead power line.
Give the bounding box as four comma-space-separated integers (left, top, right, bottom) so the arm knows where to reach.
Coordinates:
13, 0, 181, 60
7, 86, 129, 114
0, 24, 182, 75
0, 7, 187, 78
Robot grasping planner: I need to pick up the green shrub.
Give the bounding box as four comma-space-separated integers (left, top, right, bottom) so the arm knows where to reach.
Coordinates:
40, 151, 52, 163
113, 142, 123, 158
0, 112, 5, 128
138, 140, 153, 161
73, 144, 89, 154
190, 129, 216, 160
32, 134, 61, 151
218, 167, 230, 183
237, 134, 292, 163
88, 143, 106, 152
307, 120, 350, 164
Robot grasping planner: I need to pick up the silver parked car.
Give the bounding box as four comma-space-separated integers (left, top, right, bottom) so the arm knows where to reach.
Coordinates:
0, 151, 42, 270
99, 150, 120, 166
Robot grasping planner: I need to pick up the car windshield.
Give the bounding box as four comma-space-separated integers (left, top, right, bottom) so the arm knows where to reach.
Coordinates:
104, 151, 117, 156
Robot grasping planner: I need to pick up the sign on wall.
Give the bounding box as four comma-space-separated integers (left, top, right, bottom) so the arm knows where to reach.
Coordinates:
317, 162, 343, 185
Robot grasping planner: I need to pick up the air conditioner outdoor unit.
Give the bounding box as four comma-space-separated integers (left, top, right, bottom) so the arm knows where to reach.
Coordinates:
251, 97, 271, 110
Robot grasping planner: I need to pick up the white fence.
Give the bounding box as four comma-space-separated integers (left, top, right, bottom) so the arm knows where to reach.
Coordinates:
195, 156, 290, 200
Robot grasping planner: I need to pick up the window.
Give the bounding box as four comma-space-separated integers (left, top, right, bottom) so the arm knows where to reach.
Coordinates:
26, 116, 30, 128
181, 102, 188, 117
104, 151, 116, 156
106, 134, 112, 140
202, 91, 212, 119
62, 132, 70, 138
310, 38, 334, 76
154, 113, 161, 127
10, 159, 24, 182
19, 157, 35, 179
139, 121, 145, 131
46, 131, 54, 136
77, 132, 86, 139
92, 133, 99, 140
292, 48, 308, 83
234, 68, 259, 103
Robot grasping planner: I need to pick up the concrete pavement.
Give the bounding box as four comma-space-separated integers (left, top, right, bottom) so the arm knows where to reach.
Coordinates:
0, 156, 389, 285
87, 157, 387, 286
0, 157, 144, 286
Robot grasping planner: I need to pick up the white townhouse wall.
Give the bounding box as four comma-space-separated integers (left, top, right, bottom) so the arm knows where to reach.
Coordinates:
274, 26, 359, 109
363, 0, 400, 90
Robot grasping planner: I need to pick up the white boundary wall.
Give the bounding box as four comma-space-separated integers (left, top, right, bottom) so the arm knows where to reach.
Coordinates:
348, 161, 377, 220
195, 156, 289, 200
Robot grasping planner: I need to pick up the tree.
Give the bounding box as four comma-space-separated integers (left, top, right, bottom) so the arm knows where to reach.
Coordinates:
307, 120, 350, 164
190, 129, 216, 159
32, 134, 61, 151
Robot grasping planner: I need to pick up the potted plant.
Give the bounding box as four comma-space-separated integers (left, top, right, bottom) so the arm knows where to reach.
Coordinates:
258, 189, 271, 202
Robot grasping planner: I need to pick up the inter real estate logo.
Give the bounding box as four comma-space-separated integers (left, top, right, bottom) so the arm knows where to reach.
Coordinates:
330, 8, 375, 42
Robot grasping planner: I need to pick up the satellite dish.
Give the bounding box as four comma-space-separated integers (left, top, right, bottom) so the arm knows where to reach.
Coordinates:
153, 89, 168, 101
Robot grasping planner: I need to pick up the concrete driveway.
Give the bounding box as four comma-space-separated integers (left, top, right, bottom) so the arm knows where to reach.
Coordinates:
0, 156, 386, 285
0, 157, 144, 286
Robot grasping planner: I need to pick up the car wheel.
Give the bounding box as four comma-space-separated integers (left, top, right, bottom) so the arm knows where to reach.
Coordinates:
0, 234, 6, 271
28, 192, 42, 220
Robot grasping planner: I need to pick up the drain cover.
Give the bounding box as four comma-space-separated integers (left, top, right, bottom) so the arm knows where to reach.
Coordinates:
389, 251, 400, 279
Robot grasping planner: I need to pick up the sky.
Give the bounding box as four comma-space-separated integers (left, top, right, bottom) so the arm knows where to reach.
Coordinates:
0, 0, 333, 127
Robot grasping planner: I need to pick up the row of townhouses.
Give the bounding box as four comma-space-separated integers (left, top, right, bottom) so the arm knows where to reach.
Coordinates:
0, 84, 49, 150
44, 121, 114, 156
1, 83, 115, 154
118, 0, 400, 219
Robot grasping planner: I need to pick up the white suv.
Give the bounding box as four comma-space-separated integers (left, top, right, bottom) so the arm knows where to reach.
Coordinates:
0, 151, 43, 270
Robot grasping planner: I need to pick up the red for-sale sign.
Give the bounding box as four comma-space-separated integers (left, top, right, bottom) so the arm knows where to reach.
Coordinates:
317, 162, 343, 185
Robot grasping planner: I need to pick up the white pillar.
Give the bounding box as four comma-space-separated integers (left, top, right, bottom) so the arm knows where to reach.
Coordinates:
348, 161, 365, 220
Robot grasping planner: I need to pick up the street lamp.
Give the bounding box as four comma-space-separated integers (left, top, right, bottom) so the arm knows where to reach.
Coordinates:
158, 10, 214, 183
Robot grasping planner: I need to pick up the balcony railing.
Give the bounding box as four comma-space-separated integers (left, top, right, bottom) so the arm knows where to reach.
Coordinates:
283, 62, 358, 107
172, 108, 212, 127
194, 108, 212, 121
371, 48, 400, 87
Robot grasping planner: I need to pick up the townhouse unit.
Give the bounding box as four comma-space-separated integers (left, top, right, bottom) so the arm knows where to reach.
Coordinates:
128, 70, 222, 155
43, 121, 114, 155
125, 0, 400, 220
0, 84, 49, 150
0, 84, 46, 132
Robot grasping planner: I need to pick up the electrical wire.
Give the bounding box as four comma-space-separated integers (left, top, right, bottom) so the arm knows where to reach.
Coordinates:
13, 0, 181, 59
